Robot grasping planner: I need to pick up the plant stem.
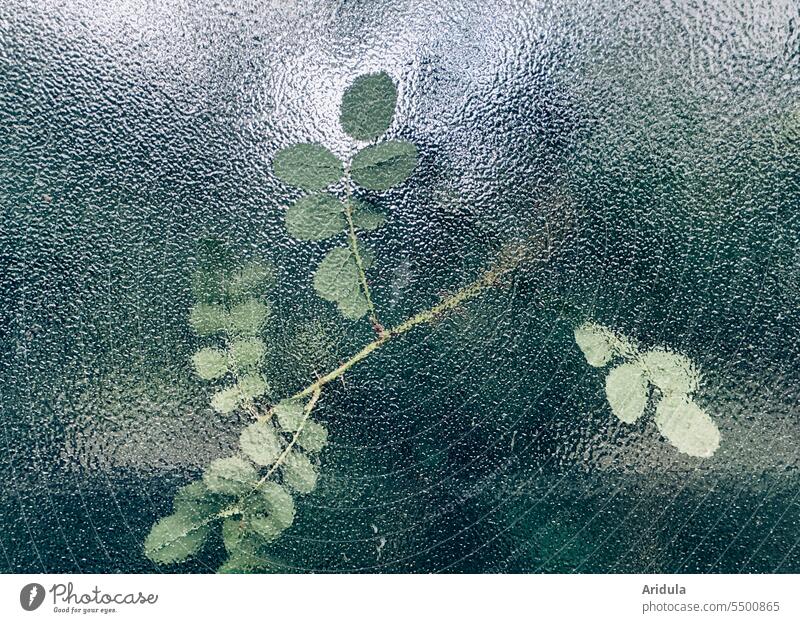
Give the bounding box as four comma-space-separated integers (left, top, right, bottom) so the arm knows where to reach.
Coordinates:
242, 387, 322, 506
262, 387, 321, 482
285, 252, 518, 402
342, 164, 383, 332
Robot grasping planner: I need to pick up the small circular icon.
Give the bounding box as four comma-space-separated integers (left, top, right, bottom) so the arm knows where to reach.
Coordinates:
20, 583, 45, 611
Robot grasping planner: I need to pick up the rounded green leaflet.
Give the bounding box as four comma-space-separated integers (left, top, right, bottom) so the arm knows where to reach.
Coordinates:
605, 362, 649, 423
228, 299, 270, 335
282, 450, 318, 494
173, 480, 228, 524
340, 71, 398, 140
244, 482, 295, 540
211, 386, 242, 414
351, 140, 418, 190
274, 398, 305, 432
574, 322, 616, 367
312, 247, 362, 302
350, 198, 387, 231
285, 193, 346, 240
191, 347, 228, 380
297, 420, 328, 453
273, 143, 343, 190
189, 303, 228, 336
228, 337, 266, 369
654, 394, 720, 458
144, 513, 211, 565
239, 420, 283, 466
639, 348, 699, 395
202, 456, 259, 497
238, 373, 269, 400
225, 260, 275, 301
221, 517, 247, 553
335, 290, 370, 319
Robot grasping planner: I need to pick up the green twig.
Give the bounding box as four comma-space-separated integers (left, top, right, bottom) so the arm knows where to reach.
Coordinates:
343, 164, 384, 333
285, 251, 520, 402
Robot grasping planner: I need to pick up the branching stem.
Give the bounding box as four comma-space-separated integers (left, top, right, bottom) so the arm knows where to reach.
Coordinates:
286, 250, 520, 402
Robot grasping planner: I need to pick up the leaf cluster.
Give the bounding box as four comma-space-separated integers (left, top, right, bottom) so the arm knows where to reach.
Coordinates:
145, 395, 328, 572
273, 71, 417, 319
574, 322, 720, 458
188, 241, 274, 413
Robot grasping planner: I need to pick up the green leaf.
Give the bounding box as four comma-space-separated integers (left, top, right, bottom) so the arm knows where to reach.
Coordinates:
336, 291, 370, 319
312, 247, 362, 303
229, 337, 266, 370
574, 322, 616, 367
221, 518, 274, 566
240, 420, 283, 466
351, 199, 387, 231
274, 399, 305, 432
203, 456, 258, 496
244, 482, 295, 541
273, 143, 343, 190
605, 362, 649, 424
226, 260, 275, 301
640, 349, 699, 395
191, 347, 228, 380
173, 480, 228, 524
189, 303, 228, 336
211, 386, 242, 414
351, 140, 417, 190
340, 71, 398, 141
296, 420, 328, 453
238, 373, 269, 400
221, 517, 246, 553
654, 395, 720, 458
228, 299, 270, 335
285, 193, 346, 240
282, 450, 318, 494
144, 514, 211, 565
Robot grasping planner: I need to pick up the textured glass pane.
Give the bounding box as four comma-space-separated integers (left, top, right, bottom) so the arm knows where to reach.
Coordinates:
1, 0, 798, 574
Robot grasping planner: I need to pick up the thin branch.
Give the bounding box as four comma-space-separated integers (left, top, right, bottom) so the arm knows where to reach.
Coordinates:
262, 386, 322, 482
342, 164, 384, 332
287, 249, 523, 401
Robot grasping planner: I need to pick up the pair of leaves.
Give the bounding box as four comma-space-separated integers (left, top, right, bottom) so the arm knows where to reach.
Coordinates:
189, 299, 271, 338
274, 399, 329, 453
575, 322, 720, 458
210, 373, 269, 414
312, 246, 373, 319
192, 244, 275, 306
192, 337, 266, 381
192, 338, 269, 415
145, 450, 300, 567
275, 140, 417, 193
602, 350, 700, 424
285, 194, 386, 241
274, 399, 328, 450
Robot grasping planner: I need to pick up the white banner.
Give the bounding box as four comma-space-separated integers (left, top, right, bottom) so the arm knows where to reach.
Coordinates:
1, 574, 797, 623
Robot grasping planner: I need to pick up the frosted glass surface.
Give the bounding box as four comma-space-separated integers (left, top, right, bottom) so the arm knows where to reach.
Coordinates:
1, 0, 798, 572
